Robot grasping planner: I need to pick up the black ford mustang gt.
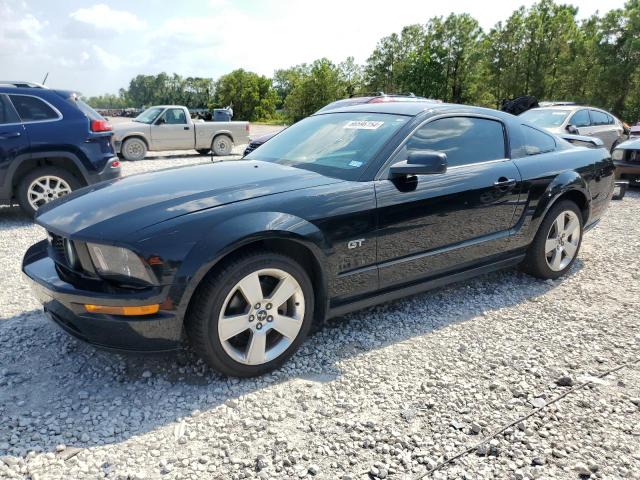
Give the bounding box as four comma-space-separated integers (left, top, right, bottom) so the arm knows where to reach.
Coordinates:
23, 102, 615, 376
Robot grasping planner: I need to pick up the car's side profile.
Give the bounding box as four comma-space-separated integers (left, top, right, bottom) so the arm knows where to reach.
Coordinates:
519, 105, 626, 151
23, 102, 615, 376
0, 82, 120, 215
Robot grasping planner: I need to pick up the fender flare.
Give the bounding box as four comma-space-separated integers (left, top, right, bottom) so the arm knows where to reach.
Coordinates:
172, 211, 330, 317
5, 150, 91, 190
527, 170, 591, 237
211, 130, 235, 144
120, 134, 150, 150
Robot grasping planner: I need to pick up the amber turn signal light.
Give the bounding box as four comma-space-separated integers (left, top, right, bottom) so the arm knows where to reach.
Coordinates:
84, 304, 159, 315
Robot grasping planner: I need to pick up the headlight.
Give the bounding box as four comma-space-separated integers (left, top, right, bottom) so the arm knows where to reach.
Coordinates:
612, 149, 624, 161
87, 243, 153, 284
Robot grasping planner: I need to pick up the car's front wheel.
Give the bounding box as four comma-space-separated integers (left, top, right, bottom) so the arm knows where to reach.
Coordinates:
187, 252, 314, 377
121, 137, 147, 161
522, 200, 583, 279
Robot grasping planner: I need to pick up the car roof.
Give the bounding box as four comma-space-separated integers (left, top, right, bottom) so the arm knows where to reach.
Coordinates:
313, 100, 516, 120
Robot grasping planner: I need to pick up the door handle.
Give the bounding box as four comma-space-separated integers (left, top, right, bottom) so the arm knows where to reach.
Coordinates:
184, 126, 190, 130
494, 178, 516, 188
0, 132, 21, 139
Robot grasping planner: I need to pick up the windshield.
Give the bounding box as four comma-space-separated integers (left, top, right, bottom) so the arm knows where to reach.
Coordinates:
519, 109, 570, 128
134, 107, 164, 124
245, 112, 409, 180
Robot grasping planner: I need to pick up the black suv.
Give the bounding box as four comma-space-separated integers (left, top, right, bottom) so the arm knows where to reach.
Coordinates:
0, 81, 120, 215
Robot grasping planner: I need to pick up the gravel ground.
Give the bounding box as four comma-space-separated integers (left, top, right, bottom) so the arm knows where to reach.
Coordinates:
0, 152, 638, 480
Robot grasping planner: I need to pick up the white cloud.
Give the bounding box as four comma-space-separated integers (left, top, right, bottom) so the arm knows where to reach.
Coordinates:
69, 4, 146, 33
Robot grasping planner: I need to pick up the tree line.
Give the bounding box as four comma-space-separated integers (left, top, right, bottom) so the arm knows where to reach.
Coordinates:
86, 0, 640, 123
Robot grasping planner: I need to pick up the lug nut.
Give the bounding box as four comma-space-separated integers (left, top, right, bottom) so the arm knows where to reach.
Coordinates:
255, 303, 261, 309
266, 303, 272, 310
249, 315, 254, 322
267, 315, 273, 322
256, 323, 263, 330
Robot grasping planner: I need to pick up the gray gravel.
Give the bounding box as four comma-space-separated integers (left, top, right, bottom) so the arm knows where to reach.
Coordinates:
0, 153, 638, 479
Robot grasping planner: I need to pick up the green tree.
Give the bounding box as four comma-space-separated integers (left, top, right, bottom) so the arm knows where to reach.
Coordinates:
214, 69, 278, 121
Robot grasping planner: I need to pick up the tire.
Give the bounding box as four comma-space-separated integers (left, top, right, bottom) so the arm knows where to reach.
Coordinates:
211, 135, 233, 156
521, 200, 583, 279
186, 251, 314, 377
17, 167, 81, 217
196, 149, 211, 155
121, 137, 147, 161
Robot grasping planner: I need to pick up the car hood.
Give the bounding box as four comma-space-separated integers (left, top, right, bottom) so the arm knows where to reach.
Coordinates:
36, 160, 342, 239
616, 137, 640, 150
112, 121, 149, 139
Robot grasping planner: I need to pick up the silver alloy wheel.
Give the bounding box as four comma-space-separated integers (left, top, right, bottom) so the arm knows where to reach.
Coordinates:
123, 138, 146, 160
213, 136, 233, 155
545, 210, 581, 271
217, 268, 305, 365
27, 175, 72, 211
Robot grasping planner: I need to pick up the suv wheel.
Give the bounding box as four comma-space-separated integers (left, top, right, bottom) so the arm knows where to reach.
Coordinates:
522, 200, 583, 279
187, 252, 314, 377
17, 167, 80, 217
121, 137, 147, 161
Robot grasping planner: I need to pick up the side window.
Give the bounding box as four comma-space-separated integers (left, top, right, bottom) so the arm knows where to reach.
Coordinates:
164, 108, 187, 124
606, 113, 615, 125
8, 95, 59, 122
570, 109, 590, 127
404, 117, 506, 168
590, 110, 608, 126
0, 95, 20, 124
522, 125, 556, 155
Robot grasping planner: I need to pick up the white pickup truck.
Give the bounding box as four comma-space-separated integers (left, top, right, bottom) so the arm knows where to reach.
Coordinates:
112, 105, 250, 160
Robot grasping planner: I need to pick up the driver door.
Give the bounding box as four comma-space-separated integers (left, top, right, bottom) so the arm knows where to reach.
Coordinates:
151, 108, 193, 150
375, 115, 522, 289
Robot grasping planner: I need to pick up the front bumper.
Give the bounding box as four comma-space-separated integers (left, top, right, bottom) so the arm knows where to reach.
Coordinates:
22, 240, 183, 352
614, 160, 640, 184
86, 156, 121, 185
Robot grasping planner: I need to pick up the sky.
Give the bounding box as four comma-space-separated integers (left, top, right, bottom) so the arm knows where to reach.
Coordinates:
0, 0, 627, 97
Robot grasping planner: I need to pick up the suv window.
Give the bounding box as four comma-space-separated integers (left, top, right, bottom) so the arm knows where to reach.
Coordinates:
0, 95, 20, 124
590, 110, 609, 126
405, 116, 506, 167
163, 108, 187, 124
570, 109, 590, 127
522, 125, 556, 155
606, 113, 615, 125
9, 95, 59, 122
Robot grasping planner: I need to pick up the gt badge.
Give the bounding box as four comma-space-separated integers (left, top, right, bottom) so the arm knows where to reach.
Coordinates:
347, 239, 365, 249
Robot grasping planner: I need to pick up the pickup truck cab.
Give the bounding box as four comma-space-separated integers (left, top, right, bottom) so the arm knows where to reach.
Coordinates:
113, 105, 250, 160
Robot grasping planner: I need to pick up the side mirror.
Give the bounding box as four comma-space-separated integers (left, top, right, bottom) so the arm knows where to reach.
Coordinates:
156, 117, 166, 125
389, 150, 447, 178
566, 124, 578, 134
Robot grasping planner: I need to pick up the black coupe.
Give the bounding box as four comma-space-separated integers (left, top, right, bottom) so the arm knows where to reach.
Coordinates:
23, 102, 615, 376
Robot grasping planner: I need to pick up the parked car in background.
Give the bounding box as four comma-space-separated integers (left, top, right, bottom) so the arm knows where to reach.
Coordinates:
24, 101, 615, 376
519, 105, 626, 151
612, 137, 640, 187
113, 105, 250, 160
629, 122, 640, 139
0, 81, 120, 216
243, 93, 438, 156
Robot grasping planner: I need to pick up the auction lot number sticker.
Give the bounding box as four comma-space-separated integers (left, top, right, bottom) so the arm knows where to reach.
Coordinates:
344, 120, 384, 130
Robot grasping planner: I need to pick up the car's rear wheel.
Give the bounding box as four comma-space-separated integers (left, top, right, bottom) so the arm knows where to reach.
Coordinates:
212, 135, 233, 156
196, 149, 211, 155
186, 252, 314, 377
521, 200, 583, 279
121, 137, 147, 161
17, 167, 81, 217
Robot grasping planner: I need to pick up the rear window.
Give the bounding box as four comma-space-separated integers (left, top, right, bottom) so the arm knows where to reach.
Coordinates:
73, 98, 104, 120
519, 109, 569, 128
9, 95, 59, 122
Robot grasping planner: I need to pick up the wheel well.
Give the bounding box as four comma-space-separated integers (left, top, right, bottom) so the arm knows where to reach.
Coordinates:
122, 135, 149, 148
187, 238, 327, 326
212, 133, 233, 144
555, 190, 589, 224
12, 157, 86, 192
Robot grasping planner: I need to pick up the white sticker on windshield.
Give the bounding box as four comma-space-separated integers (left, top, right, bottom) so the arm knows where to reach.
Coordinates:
344, 120, 384, 130
349, 160, 363, 167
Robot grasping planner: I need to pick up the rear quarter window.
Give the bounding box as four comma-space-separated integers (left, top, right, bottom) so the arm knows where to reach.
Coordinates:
522, 125, 556, 155
9, 95, 60, 122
